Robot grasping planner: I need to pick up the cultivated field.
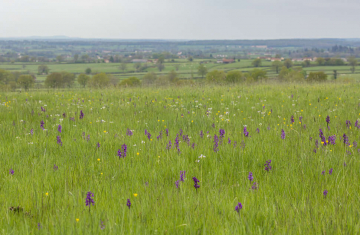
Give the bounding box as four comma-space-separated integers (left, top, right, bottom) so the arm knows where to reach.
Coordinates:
1, 59, 359, 86
1, 83, 360, 234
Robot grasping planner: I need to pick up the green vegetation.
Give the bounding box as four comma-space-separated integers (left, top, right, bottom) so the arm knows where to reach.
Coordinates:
1, 83, 360, 233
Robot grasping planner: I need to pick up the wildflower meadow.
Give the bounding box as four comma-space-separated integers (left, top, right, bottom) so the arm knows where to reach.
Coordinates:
1, 83, 360, 234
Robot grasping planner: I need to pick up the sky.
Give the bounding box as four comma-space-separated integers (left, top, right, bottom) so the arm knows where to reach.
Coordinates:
1, 0, 360, 40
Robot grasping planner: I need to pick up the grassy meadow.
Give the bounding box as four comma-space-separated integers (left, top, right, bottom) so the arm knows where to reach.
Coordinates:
1, 83, 360, 234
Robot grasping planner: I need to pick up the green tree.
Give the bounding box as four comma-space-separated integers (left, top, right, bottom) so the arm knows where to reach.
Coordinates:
252, 58, 262, 67
89, 73, 110, 88
119, 77, 141, 87
74, 54, 79, 62
167, 70, 178, 83
316, 57, 325, 66
38, 65, 49, 75
85, 68, 92, 75
157, 63, 165, 72
197, 64, 208, 78
77, 74, 90, 88
284, 59, 293, 69
348, 57, 358, 73
56, 55, 64, 63
0, 69, 15, 84
302, 60, 311, 67
120, 63, 127, 73
278, 66, 290, 81
225, 71, 243, 83
250, 69, 267, 81
307, 72, 327, 82
17, 75, 35, 90
134, 63, 142, 72
81, 54, 90, 62
157, 56, 165, 64
45, 73, 63, 88
188, 56, 193, 62
61, 72, 75, 88
272, 61, 282, 74
206, 70, 226, 83
142, 72, 157, 85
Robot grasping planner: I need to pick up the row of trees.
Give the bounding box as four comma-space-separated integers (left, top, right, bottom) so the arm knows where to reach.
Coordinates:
0, 69, 36, 90
206, 69, 267, 84
253, 57, 358, 74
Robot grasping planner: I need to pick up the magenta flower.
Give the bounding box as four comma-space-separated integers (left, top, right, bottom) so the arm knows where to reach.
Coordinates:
244, 127, 249, 137
281, 129, 285, 139
326, 116, 330, 126
56, 136, 62, 146
79, 110, 84, 119
180, 171, 186, 182
58, 125, 62, 133
9, 169, 14, 175
235, 202, 242, 213
85, 191, 95, 211
323, 190, 328, 198
192, 177, 200, 191
127, 199, 131, 209
264, 160, 272, 171
248, 172, 253, 182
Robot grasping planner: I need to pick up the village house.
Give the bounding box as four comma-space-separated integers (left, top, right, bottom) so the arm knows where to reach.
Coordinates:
131, 59, 148, 63
222, 58, 235, 64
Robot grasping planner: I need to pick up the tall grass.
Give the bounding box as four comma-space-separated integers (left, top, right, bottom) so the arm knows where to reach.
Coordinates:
1, 83, 360, 234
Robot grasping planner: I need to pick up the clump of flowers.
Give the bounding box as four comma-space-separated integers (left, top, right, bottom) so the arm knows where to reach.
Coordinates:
56, 136, 62, 146
346, 120, 351, 128
343, 133, 349, 146
323, 190, 328, 198
192, 177, 200, 191
281, 129, 285, 139
326, 116, 330, 127
328, 135, 336, 145
213, 135, 219, 152
126, 128, 133, 136
79, 110, 84, 119
166, 141, 172, 150
85, 191, 95, 212
235, 202, 242, 213
117, 144, 127, 158
244, 127, 249, 137
248, 172, 253, 182
264, 160, 272, 171
58, 125, 62, 133
251, 182, 258, 190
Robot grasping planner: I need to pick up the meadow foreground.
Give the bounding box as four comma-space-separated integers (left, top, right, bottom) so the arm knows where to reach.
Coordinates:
1, 83, 360, 234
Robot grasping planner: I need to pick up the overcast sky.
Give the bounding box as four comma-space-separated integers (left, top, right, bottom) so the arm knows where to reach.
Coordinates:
1, 0, 359, 40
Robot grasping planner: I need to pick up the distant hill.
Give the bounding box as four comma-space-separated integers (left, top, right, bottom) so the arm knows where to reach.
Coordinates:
0, 37, 360, 48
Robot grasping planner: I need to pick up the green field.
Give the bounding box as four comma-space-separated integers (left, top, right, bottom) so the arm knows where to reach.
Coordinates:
1, 83, 360, 233
0, 59, 359, 86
